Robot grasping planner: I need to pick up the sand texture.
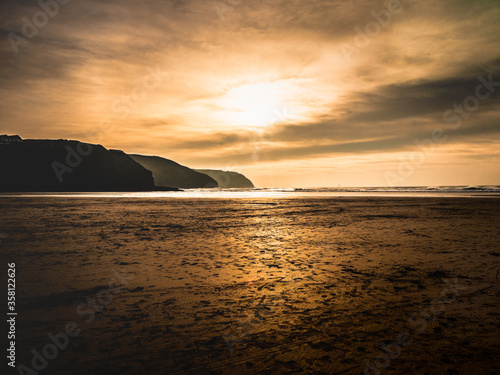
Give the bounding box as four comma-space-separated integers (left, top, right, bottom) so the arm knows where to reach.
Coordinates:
1, 197, 499, 374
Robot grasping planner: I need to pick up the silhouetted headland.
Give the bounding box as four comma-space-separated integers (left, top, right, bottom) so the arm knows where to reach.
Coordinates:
129, 154, 218, 189
0, 136, 255, 192
0, 138, 178, 192
195, 169, 254, 188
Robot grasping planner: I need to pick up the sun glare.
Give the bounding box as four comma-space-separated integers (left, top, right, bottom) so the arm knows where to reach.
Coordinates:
212, 78, 335, 130
218, 82, 297, 128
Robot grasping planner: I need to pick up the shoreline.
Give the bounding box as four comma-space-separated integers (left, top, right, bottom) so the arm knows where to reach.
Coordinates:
1, 191, 500, 199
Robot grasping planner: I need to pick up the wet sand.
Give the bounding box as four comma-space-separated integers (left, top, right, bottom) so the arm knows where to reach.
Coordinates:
1, 197, 499, 374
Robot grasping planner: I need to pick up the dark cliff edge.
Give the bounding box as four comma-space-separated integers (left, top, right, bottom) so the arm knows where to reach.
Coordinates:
195, 169, 254, 188
0, 140, 179, 192
129, 154, 218, 189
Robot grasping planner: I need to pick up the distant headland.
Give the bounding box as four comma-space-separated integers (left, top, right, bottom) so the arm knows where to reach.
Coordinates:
0, 136, 254, 192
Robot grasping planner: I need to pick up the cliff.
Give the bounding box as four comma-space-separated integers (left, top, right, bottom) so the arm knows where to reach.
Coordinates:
129, 154, 218, 189
0, 140, 161, 192
195, 169, 254, 188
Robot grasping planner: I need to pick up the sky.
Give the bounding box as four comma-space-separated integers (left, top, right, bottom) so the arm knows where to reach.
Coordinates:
1, 0, 500, 187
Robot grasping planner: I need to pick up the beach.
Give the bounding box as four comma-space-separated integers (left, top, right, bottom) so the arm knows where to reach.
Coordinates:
1, 196, 499, 374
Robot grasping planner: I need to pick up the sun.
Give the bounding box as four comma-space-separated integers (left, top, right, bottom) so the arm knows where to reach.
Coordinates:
218, 82, 294, 128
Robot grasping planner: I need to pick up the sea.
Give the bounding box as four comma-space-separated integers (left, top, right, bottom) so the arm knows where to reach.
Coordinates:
1, 185, 500, 198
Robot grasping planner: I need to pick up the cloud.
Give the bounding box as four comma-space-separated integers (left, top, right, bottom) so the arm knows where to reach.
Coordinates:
163, 58, 500, 154
1, 0, 500, 185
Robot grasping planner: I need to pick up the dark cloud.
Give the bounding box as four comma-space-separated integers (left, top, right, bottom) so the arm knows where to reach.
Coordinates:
178, 116, 500, 165
169, 59, 500, 156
